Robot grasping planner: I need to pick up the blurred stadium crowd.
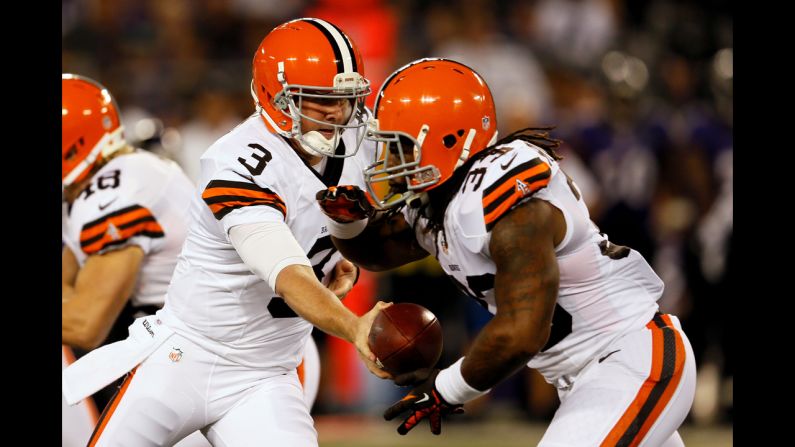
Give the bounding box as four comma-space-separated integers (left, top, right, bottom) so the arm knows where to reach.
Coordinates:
63, 0, 732, 428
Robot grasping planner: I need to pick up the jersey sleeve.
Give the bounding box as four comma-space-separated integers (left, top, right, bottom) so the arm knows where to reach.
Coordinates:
480, 147, 553, 231
79, 204, 165, 256
200, 157, 288, 234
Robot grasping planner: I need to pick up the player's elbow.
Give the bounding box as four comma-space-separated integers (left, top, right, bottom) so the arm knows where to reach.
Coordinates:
523, 325, 551, 357
508, 321, 550, 360
492, 325, 543, 364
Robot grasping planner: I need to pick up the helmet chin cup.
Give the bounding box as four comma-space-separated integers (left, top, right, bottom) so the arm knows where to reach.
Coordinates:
298, 130, 337, 157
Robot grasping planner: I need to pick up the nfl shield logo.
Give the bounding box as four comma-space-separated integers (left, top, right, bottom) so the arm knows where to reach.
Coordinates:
169, 348, 183, 363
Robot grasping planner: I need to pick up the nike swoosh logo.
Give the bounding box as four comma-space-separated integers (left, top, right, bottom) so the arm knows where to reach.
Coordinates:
98, 198, 118, 211
598, 349, 621, 363
500, 153, 517, 170
415, 393, 430, 404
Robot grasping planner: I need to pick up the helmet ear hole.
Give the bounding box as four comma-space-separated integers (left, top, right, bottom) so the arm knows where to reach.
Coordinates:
457, 129, 465, 137
442, 134, 457, 149
64, 144, 78, 161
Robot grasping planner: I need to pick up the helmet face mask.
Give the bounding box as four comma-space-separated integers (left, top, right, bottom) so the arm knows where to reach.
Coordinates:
251, 18, 371, 158
363, 58, 499, 209
364, 123, 440, 209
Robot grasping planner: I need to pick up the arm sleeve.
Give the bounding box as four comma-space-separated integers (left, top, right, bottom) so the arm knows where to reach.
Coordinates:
229, 221, 312, 291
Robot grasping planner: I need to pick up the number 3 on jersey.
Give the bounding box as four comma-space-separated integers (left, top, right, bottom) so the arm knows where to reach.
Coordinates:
238, 143, 272, 176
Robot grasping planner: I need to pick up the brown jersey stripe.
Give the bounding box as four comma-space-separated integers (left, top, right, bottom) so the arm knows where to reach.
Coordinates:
202, 180, 286, 221
80, 207, 158, 245
206, 198, 286, 214
483, 158, 547, 197
600, 314, 686, 447
81, 224, 165, 255
204, 179, 277, 195
203, 186, 281, 202
482, 165, 551, 231
88, 366, 138, 446
203, 193, 283, 206
482, 172, 550, 219
209, 199, 287, 220
118, 215, 158, 230
482, 161, 550, 207
82, 205, 145, 233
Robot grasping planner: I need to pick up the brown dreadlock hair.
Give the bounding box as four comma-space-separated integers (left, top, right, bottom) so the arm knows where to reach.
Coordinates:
410, 126, 563, 255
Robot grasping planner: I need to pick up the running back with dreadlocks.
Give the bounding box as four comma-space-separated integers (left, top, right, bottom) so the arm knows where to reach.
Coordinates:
317, 63, 695, 444
412, 127, 563, 252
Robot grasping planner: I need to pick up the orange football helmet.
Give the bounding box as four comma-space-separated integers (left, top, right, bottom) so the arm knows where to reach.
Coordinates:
251, 18, 371, 157
364, 58, 498, 208
62, 74, 126, 187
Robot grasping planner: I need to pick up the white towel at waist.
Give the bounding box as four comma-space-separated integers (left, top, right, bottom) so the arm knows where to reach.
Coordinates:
62, 315, 174, 406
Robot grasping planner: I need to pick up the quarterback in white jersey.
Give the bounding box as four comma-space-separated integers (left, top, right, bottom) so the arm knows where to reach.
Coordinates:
63, 19, 390, 447
319, 59, 696, 446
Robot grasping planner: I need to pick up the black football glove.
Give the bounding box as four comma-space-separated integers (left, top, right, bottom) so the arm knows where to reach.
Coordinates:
383, 368, 464, 435
316, 185, 376, 223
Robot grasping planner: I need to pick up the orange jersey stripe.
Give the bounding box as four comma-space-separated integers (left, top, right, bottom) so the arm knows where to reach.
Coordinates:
88, 366, 138, 446
207, 198, 287, 219
81, 220, 164, 255
80, 207, 153, 242
482, 161, 551, 231
63, 345, 77, 364
202, 186, 278, 201
202, 179, 286, 220
600, 314, 686, 447
207, 199, 286, 214
483, 176, 551, 228
297, 358, 306, 388
483, 162, 550, 207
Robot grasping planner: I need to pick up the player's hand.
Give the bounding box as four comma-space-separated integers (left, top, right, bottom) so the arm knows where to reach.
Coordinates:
384, 369, 464, 435
316, 185, 375, 223
327, 259, 359, 299
354, 301, 394, 380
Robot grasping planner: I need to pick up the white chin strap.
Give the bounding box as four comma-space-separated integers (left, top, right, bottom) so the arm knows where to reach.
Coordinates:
299, 131, 336, 157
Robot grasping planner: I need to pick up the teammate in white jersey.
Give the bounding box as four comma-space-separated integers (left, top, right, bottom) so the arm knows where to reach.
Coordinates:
317, 58, 697, 446
61, 73, 322, 446
63, 19, 391, 447
61, 74, 213, 447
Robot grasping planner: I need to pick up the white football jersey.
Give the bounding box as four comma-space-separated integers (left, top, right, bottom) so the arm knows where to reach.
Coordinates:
404, 139, 663, 385
62, 150, 196, 308
159, 113, 375, 372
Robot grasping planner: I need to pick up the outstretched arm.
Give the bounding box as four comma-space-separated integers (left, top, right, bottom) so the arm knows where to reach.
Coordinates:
317, 185, 429, 271
333, 211, 429, 271
229, 221, 393, 379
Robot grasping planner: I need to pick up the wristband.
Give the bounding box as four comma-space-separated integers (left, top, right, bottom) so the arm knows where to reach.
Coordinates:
327, 217, 368, 239
434, 357, 490, 405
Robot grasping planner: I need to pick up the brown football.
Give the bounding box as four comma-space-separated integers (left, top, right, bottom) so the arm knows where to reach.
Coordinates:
368, 303, 443, 376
